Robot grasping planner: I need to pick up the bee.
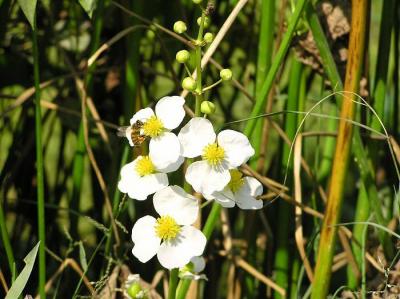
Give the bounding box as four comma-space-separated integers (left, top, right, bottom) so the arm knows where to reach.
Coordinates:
117, 120, 146, 146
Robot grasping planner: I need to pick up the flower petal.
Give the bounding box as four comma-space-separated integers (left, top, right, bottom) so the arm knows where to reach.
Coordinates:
149, 133, 183, 173
178, 118, 216, 158
153, 186, 199, 225
155, 96, 185, 130
118, 159, 140, 194
234, 177, 263, 210
124, 127, 134, 146
128, 173, 168, 201
130, 107, 155, 125
185, 161, 230, 194
157, 226, 206, 269
210, 189, 236, 208
217, 130, 255, 168
131, 216, 160, 263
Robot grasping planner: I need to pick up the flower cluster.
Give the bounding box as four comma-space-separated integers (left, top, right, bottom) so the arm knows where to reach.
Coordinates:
117, 96, 263, 270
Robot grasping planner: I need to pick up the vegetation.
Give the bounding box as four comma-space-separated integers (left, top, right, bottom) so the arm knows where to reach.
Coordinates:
1, 0, 400, 298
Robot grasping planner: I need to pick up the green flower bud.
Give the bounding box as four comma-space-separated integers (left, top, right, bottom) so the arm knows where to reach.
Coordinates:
220, 69, 233, 81
146, 29, 155, 40
126, 282, 143, 299
201, 101, 216, 115
197, 16, 210, 28
204, 32, 213, 43
173, 21, 187, 34
193, 0, 202, 3
176, 50, 190, 63
182, 77, 197, 91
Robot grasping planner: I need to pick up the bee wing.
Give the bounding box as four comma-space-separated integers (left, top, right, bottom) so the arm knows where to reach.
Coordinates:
116, 126, 130, 137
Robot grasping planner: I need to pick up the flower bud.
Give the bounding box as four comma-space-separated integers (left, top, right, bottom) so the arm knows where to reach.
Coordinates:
193, 0, 202, 3
220, 69, 232, 81
173, 21, 187, 34
182, 77, 197, 91
127, 282, 143, 298
176, 50, 190, 63
204, 32, 213, 43
197, 16, 210, 28
201, 101, 216, 115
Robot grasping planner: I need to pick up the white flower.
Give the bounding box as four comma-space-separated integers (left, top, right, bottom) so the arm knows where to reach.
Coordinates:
131, 186, 207, 269
204, 169, 263, 209
179, 256, 208, 281
126, 96, 185, 172
178, 118, 255, 195
118, 155, 169, 201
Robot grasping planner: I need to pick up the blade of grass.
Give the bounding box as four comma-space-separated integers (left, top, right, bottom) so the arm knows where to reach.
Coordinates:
244, 0, 307, 136
32, 12, 46, 299
274, 58, 303, 298
311, 0, 368, 297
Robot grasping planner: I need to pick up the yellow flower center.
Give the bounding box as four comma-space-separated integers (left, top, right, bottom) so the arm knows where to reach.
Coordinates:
135, 156, 155, 176
155, 215, 181, 241
202, 143, 225, 166
142, 115, 164, 137
227, 169, 245, 193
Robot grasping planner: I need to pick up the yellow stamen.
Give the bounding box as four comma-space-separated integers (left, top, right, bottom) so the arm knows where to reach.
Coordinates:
227, 169, 245, 193
202, 143, 225, 166
142, 115, 164, 137
155, 215, 181, 241
135, 156, 155, 176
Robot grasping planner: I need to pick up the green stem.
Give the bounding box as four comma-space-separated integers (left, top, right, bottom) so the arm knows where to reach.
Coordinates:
0, 197, 15, 279
194, 11, 206, 116
33, 22, 46, 299
168, 269, 179, 299
244, 0, 307, 136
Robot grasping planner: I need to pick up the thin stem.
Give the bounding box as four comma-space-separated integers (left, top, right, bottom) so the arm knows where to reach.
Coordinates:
168, 269, 179, 299
194, 11, 206, 116
33, 22, 46, 299
202, 79, 222, 92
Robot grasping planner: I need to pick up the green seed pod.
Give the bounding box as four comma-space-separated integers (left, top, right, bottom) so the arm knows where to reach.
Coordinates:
220, 69, 233, 81
204, 32, 213, 43
176, 50, 190, 63
173, 21, 187, 34
197, 16, 210, 28
182, 77, 197, 91
201, 101, 216, 114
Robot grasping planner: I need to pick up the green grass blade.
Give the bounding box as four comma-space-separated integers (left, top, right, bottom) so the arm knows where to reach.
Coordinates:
5, 242, 40, 299
244, 0, 308, 136
32, 18, 46, 299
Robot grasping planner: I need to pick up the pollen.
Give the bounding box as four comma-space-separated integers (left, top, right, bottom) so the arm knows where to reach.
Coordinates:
202, 143, 225, 166
135, 156, 155, 176
155, 215, 181, 241
227, 169, 245, 193
142, 116, 164, 137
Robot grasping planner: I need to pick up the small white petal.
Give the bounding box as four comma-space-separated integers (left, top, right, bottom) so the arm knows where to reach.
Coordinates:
130, 107, 155, 125
155, 96, 185, 130
157, 226, 206, 269
118, 159, 140, 194
123, 172, 168, 201
185, 161, 230, 194
153, 186, 199, 225
124, 127, 134, 146
190, 256, 206, 273
178, 118, 216, 158
235, 177, 263, 210
131, 216, 160, 263
217, 130, 255, 168
149, 133, 183, 173
211, 189, 236, 208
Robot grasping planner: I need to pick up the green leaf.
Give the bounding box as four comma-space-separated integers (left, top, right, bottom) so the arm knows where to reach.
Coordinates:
17, 0, 37, 29
78, 241, 88, 272
5, 242, 40, 299
78, 0, 96, 18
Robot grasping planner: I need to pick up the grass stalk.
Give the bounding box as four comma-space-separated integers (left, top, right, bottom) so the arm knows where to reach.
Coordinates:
244, 0, 307, 136
32, 20, 46, 299
311, 0, 368, 297
273, 58, 303, 298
